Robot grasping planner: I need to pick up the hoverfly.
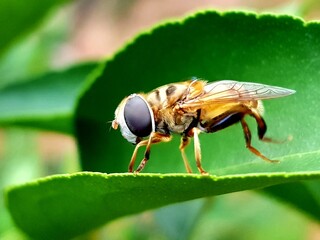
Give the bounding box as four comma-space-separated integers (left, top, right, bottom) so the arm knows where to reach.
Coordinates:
112, 79, 295, 174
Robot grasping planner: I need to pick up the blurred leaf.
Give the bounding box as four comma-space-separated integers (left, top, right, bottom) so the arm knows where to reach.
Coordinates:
299, 0, 320, 18
5, 171, 320, 239
192, 191, 309, 240
0, 129, 39, 236
154, 199, 205, 240
0, 11, 70, 89
262, 179, 320, 220
0, 0, 72, 56
0, 62, 99, 134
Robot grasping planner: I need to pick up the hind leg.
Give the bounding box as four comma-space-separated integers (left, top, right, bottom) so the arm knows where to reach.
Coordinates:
179, 135, 193, 173
251, 110, 290, 144
240, 118, 279, 163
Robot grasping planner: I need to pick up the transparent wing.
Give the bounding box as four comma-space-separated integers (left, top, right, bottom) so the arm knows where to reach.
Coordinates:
180, 80, 295, 108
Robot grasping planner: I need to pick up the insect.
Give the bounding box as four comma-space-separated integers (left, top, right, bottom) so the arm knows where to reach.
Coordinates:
112, 79, 295, 175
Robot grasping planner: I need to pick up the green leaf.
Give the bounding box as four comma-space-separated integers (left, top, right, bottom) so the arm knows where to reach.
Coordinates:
73, 9, 320, 228
75, 11, 320, 174
262, 179, 320, 220
154, 199, 205, 240
0, 62, 99, 134
0, 0, 72, 56
5, 171, 320, 239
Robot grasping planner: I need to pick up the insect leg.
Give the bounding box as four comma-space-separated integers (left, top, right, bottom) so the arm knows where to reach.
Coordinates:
240, 118, 279, 163
192, 128, 208, 175
251, 110, 289, 144
134, 133, 172, 173
179, 135, 193, 173
129, 139, 149, 172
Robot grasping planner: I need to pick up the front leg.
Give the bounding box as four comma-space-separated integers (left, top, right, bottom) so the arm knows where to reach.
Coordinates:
130, 132, 172, 173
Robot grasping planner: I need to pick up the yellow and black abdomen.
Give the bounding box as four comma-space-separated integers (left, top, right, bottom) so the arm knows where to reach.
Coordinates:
198, 102, 253, 133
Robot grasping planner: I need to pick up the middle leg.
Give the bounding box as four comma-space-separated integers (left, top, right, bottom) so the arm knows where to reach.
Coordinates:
192, 128, 208, 175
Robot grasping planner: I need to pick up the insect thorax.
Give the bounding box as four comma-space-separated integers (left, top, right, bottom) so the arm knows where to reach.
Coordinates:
146, 82, 196, 134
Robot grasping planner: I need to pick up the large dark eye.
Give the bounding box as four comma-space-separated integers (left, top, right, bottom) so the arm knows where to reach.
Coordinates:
124, 95, 153, 137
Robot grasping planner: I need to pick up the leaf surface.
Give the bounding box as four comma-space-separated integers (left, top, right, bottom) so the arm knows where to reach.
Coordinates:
0, 0, 72, 56
73, 10, 320, 229
0, 62, 99, 134
5, 171, 320, 239
75, 11, 320, 175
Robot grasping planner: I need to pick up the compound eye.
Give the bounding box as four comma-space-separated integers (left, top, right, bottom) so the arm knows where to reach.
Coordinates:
124, 95, 153, 137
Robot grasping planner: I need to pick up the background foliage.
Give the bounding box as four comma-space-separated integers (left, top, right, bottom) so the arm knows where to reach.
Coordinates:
1, 1, 320, 239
